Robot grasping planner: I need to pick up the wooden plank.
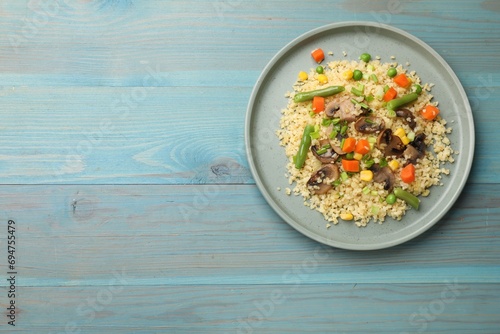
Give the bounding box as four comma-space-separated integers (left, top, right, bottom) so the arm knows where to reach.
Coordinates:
0, 1, 498, 87
0, 86, 251, 184
4, 284, 500, 332
0, 86, 498, 184
1, 183, 499, 286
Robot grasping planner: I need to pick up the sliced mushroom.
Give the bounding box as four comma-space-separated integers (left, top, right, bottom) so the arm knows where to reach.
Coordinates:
360, 106, 373, 116
307, 164, 340, 195
371, 164, 396, 191
377, 128, 393, 148
325, 98, 358, 122
395, 108, 416, 129
377, 129, 405, 157
311, 139, 339, 164
404, 133, 426, 163
410, 133, 426, 152
403, 145, 420, 164
354, 116, 385, 134
332, 145, 346, 155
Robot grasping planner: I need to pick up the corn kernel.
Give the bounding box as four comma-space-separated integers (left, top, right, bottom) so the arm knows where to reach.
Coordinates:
342, 70, 353, 80
340, 212, 354, 221
388, 160, 400, 171
353, 152, 363, 161
317, 74, 328, 84
401, 135, 410, 145
360, 170, 373, 182
394, 127, 406, 139
298, 71, 308, 81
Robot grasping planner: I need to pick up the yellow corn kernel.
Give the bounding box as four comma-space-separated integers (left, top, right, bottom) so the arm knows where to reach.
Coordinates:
401, 135, 410, 145
394, 127, 406, 139
388, 159, 400, 171
342, 70, 353, 80
298, 71, 308, 81
360, 170, 373, 182
317, 74, 328, 84
353, 152, 363, 161
340, 212, 354, 221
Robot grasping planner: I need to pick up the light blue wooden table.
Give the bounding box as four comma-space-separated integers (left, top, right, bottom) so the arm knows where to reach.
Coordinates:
1, 1, 499, 333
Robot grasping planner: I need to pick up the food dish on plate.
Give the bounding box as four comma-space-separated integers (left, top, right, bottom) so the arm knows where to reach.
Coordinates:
276, 50, 455, 226
245, 22, 474, 249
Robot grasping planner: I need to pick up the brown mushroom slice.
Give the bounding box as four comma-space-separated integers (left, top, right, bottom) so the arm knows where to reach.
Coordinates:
377, 129, 405, 157
311, 139, 339, 164
410, 133, 426, 152
395, 108, 416, 129
385, 135, 405, 157
372, 165, 396, 191
332, 145, 346, 155
324, 100, 341, 118
403, 145, 421, 164
354, 116, 385, 134
325, 98, 357, 122
307, 164, 340, 195
404, 132, 426, 163
377, 128, 393, 149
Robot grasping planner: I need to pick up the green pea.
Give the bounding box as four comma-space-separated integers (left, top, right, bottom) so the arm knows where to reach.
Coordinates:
387, 67, 397, 78
386, 193, 397, 205
411, 84, 422, 94
353, 70, 363, 81
316, 65, 324, 74
360, 53, 371, 63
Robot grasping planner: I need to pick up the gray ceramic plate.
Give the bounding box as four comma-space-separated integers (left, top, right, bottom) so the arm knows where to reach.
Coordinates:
245, 22, 474, 250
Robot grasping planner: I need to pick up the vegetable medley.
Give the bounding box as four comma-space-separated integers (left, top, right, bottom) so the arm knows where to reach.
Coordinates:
276, 48, 455, 226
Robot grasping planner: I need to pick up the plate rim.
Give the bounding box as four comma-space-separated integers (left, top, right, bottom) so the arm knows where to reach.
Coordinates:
245, 21, 475, 250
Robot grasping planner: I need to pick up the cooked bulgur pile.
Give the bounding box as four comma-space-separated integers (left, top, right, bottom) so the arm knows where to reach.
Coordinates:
276, 52, 454, 227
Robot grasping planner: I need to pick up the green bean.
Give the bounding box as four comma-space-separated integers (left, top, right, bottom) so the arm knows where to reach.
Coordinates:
340, 124, 348, 136
386, 92, 419, 110
394, 187, 420, 210
316, 144, 330, 155
353, 70, 363, 81
350, 98, 369, 110
387, 67, 397, 78
386, 193, 397, 205
293, 86, 345, 103
350, 87, 364, 97
294, 124, 315, 169
321, 118, 332, 126
360, 53, 371, 62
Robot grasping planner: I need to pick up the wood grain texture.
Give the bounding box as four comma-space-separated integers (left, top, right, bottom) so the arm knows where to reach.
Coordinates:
5, 284, 500, 333
0, 0, 499, 332
1, 183, 499, 286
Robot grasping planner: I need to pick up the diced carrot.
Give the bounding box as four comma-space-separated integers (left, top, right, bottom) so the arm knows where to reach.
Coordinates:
421, 105, 440, 120
342, 137, 356, 153
312, 96, 325, 113
401, 163, 416, 183
383, 87, 397, 102
393, 73, 411, 88
342, 159, 360, 173
311, 48, 325, 63
354, 139, 370, 155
